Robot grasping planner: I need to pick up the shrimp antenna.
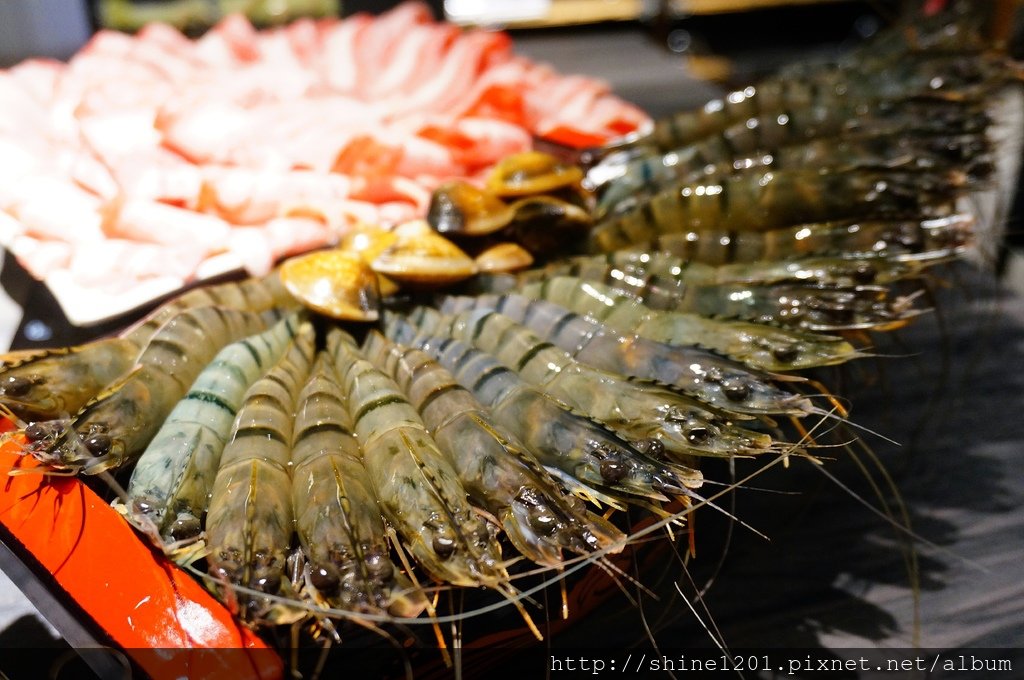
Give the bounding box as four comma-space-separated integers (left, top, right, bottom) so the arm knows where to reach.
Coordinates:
804, 406, 902, 446
386, 526, 451, 668
496, 582, 543, 641
806, 458, 985, 573
673, 577, 736, 674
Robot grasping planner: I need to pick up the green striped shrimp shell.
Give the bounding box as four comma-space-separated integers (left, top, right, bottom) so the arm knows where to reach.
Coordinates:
519, 251, 921, 293
31, 307, 280, 475
123, 313, 302, 547
0, 273, 296, 425
205, 323, 316, 623
654, 214, 975, 265
586, 168, 962, 254
362, 330, 626, 567
291, 349, 427, 618
513, 248, 925, 333
439, 292, 811, 418
384, 315, 698, 506
591, 34, 1000, 162
517, 276, 860, 372
594, 104, 991, 217
406, 306, 772, 462
327, 328, 511, 591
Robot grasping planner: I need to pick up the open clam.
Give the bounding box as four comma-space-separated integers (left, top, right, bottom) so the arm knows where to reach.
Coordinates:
279, 250, 381, 321
427, 181, 516, 236
485, 151, 585, 197
504, 196, 594, 255
474, 242, 535, 273
371, 220, 478, 286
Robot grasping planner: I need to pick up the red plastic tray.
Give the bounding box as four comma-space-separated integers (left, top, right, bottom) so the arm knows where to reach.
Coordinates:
0, 420, 282, 680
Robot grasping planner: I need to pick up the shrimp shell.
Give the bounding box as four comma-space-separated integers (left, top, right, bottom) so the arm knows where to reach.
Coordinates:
205, 323, 316, 622
35, 307, 281, 475
0, 338, 140, 422
362, 331, 625, 566
125, 313, 302, 545
517, 276, 860, 372
655, 214, 975, 265
409, 307, 771, 462
439, 292, 811, 418
384, 316, 696, 505
327, 328, 510, 590
291, 350, 426, 617
588, 168, 963, 254
0, 273, 294, 423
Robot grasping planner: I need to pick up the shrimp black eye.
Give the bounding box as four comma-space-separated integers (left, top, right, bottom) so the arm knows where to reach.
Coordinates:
686, 427, 711, 444
84, 433, 112, 456
853, 262, 876, 284
311, 565, 341, 595
635, 438, 665, 459
255, 574, 281, 593
365, 549, 394, 581
722, 381, 750, 401
772, 345, 799, 363
432, 535, 456, 559
2, 376, 33, 397
25, 422, 48, 442
170, 514, 201, 540
599, 458, 628, 483
528, 512, 558, 536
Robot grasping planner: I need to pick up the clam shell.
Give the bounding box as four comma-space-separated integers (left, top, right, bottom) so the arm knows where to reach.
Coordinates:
474, 242, 534, 273
427, 181, 515, 236
486, 151, 584, 197
371, 221, 478, 285
279, 250, 381, 321
505, 195, 594, 255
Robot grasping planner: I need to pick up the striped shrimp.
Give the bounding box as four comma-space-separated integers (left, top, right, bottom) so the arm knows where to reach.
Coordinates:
590, 43, 1005, 162
406, 306, 774, 462
511, 252, 928, 332
0, 338, 141, 424
517, 251, 922, 292
438, 293, 811, 418
205, 323, 316, 623
362, 330, 626, 567
122, 313, 302, 547
327, 328, 517, 599
586, 168, 963, 254
0, 272, 295, 425
592, 98, 991, 216
291, 349, 427, 618
28, 307, 279, 475
654, 214, 975, 265
384, 316, 697, 506
516, 276, 860, 372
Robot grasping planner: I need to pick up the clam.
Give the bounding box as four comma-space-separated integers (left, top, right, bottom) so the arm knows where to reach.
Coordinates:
504, 196, 594, 255
338, 223, 402, 296
371, 220, 478, 286
427, 181, 515, 236
474, 242, 534, 273
485, 151, 584, 197
279, 250, 381, 321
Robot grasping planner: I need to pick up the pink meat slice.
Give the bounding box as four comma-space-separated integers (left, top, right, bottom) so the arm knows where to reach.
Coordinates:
0, 4, 648, 320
